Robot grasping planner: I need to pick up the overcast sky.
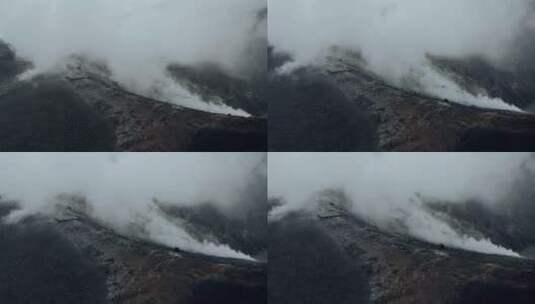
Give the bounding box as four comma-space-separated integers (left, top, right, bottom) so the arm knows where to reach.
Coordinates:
269, 0, 534, 110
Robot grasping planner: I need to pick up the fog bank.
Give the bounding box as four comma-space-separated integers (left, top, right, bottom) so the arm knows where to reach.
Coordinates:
0, 0, 265, 116
269, 0, 535, 111
268, 153, 531, 257
0, 153, 265, 260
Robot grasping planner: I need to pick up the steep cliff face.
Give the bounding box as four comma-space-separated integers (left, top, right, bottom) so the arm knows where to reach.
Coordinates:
0, 202, 266, 304
269, 194, 535, 304
0, 41, 266, 152
269, 49, 535, 151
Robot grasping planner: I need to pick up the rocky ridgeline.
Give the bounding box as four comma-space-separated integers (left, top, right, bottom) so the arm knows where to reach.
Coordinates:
269, 48, 535, 151
0, 41, 266, 152
269, 191, 535, 304
0, 200, 266, 304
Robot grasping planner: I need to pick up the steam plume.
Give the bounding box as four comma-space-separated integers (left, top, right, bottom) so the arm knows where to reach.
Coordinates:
269, 0, 535, 111
0, 153, 265, 260
0, 0, 266, 116
268, 153, 531, 257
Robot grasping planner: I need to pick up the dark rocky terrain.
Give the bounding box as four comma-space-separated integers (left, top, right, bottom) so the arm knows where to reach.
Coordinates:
157, 202, 267, 261
0, 201, 266, 304
167, 64, 266, 117
430, 55, 535, 111
0, 41, 266, 152
269, 193, 535, 304
155, 164, 268, 261
0, 42, 31, 83
422, 158, 535, 258
269, 49, 535, 151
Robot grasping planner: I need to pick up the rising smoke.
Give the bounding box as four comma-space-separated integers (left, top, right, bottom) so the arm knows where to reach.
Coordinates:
0, 153, 266, 260
268, 153, 533, 257
0, 0, 265, 116
269, 0, 535, 111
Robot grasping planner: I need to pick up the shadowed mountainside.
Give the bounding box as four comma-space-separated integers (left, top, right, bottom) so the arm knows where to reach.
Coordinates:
430, 55, 535, 111
269, 192, 535, 304
157, 201, 267, 261
0, 41, 266, 152
0, 43, 31, 83
167, 63, 267, 117
0, 201, 266, 304
269, 48, 535, 151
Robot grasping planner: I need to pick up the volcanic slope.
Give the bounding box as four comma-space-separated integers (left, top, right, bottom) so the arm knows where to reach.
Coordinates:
269, 192, 535, 304
268, 49, 535, 151
0, 41, 266, 152
0, 201, 266, 304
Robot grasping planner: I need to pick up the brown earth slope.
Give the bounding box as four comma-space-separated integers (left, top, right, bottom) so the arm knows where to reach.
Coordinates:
0, 41, 266, 152
269, 193, 535, 304
269, 50, 535, 151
